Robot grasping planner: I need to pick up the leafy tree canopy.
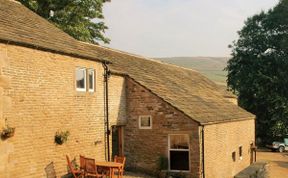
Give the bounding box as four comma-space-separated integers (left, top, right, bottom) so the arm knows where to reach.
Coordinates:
18, 0, 110, 44
226, 0, 288, 143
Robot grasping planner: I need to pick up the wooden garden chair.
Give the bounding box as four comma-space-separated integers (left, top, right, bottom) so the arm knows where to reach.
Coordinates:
113, 156, 126, 178
79, 155, 86, 177
80, 155, 86, 171
66, 155, 84, 178
85, 158, 103, 178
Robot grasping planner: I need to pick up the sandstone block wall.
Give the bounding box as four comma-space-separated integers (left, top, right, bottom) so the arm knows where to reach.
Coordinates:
0, 43, 126, 178
204, 119, 255, 178
108, 75, 126, 126
0, 42, 13, 178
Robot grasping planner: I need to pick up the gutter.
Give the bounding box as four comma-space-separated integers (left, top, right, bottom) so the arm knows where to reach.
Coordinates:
110, 70, 128, 77
0, 39, 108, 64
254, 118, 257, 163
102, 61, 111, 161
201, 116, 255, 126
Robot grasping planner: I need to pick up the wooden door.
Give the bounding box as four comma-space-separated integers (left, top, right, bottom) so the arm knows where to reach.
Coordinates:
112, 126, 124, 157
118, 127, 123, 156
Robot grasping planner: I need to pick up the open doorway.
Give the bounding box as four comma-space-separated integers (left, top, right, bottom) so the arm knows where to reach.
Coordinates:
250, 142, 257, 164
112, 126, 124, 158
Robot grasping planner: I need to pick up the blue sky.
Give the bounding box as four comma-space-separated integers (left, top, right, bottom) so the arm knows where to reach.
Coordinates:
102, 0, 278, 58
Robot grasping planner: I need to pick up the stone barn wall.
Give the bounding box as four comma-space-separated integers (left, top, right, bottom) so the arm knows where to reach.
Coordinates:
0, 43, 126, 178
124, 78, 201, 177
204, 119, 255, 178
0, 42, 13, 178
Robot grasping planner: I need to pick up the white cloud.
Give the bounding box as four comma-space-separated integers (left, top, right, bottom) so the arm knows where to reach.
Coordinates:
102, 0, 278, 57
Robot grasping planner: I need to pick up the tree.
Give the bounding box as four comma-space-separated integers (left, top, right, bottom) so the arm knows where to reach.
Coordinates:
18, 0, 110, 44
226, 0, 288, 143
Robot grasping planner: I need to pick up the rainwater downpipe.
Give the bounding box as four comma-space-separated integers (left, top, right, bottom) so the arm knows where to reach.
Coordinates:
254, 118, 257, 163
103, 61, 111, 161
202, 125, 205, 178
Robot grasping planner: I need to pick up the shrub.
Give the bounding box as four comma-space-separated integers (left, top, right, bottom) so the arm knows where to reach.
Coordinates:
55, 130, 70, 145
1, 126, 15, 139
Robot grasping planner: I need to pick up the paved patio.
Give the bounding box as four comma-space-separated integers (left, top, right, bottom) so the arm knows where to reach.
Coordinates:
124, 171, 155, 178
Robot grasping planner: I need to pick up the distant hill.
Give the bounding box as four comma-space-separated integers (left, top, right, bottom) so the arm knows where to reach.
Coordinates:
157, 57, 229, 85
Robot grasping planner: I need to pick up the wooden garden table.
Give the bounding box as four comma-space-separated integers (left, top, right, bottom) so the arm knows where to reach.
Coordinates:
95, 161, 122, 178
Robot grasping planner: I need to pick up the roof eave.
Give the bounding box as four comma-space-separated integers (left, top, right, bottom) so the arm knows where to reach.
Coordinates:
0, 38, 108, 64
110, 70, 128, 77
200, 116, 256, 126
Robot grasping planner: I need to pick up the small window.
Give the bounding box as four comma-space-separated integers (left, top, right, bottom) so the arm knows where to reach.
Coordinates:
88, 69, 95, 92
139, 115, 152, 129
76, 68, 86, 92
232, 151, 236, 162
239, 146, 243, 160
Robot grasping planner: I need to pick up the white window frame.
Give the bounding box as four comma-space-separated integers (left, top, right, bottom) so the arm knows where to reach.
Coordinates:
88, 68, 95, 92
168, 134, 190, 172
138, 115, 152, 129
76, 67, 86, 92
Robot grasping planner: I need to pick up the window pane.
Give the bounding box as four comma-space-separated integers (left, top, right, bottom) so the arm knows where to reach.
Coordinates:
140, 116, 151, 127
170, 135, 189, 149
88, 69, 94, 91
76, 68, 86, 90
170, 150, 189, 170
284, 138, 288, 145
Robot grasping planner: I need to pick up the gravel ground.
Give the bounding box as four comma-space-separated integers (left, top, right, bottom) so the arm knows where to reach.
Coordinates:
257, 149, 288, 178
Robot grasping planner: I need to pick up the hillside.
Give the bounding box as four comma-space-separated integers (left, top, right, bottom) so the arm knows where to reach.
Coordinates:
157, 57, 229, 85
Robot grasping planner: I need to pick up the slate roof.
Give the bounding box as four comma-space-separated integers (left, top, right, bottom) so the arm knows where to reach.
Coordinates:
0, 0, 254, 124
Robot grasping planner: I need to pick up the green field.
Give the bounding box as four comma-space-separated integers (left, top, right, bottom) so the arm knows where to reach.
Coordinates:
157, 57, 229, 85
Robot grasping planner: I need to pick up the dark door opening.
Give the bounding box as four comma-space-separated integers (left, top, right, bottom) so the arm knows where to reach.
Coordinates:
250, 142, 256, 164
112, 126, 124, 158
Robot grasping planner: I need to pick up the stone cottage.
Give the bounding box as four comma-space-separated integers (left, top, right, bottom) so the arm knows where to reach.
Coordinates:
0, 0, 255, 178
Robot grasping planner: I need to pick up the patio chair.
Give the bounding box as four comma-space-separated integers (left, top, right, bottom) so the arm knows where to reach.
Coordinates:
66, 155, 84, 178
85, 158, 103, 178
80, 155, 86, 171
113, 156, 126, 178
79, 155, 86, 177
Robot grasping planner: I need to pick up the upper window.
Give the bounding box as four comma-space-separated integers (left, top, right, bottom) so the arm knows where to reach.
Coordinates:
88, 69, 95, 92
139, 115, 152, 129
76, 68, 86, 92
